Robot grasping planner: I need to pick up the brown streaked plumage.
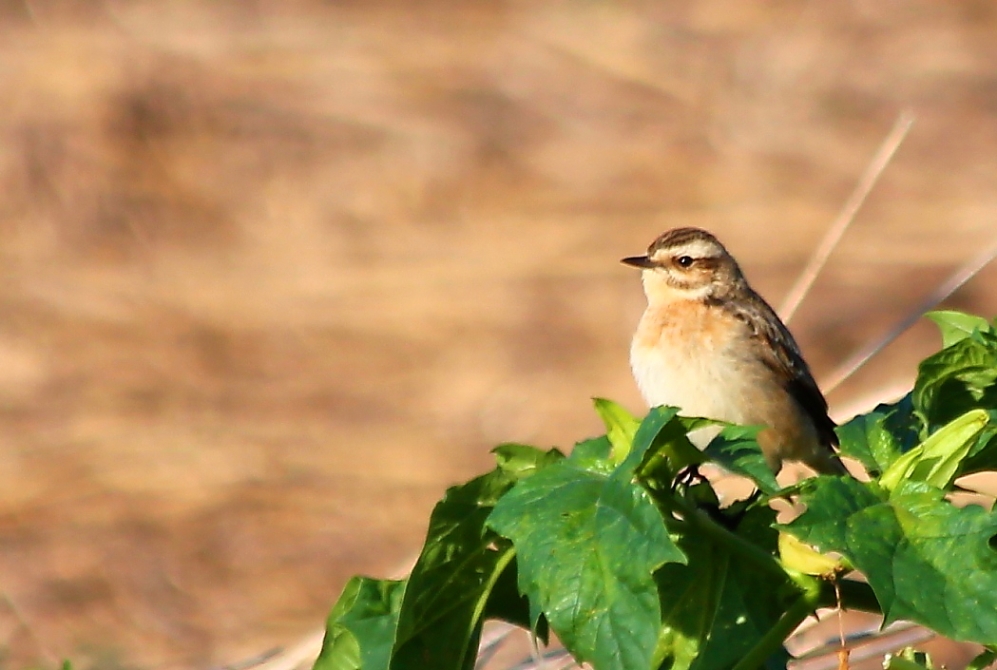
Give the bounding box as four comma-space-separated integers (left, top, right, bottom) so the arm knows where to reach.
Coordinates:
622, 227, 846, 475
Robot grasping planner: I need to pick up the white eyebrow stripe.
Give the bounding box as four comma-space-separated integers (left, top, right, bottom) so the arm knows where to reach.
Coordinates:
653, 238, 721, 261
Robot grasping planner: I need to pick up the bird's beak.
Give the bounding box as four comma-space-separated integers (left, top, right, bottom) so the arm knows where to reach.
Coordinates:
621, 255, 657, 269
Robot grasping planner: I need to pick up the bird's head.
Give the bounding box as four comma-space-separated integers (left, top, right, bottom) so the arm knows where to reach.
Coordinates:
622, 227, 746, 303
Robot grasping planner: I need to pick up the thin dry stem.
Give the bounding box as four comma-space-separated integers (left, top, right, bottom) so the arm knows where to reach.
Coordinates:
834, 581, 848, 670
247, 630, 325, 670
779, 110, 916, 324
0, 589, 57, 665
822, 235, 997, 394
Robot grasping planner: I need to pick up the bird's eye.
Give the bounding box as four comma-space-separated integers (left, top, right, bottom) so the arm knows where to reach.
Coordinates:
675, 255, 695, 268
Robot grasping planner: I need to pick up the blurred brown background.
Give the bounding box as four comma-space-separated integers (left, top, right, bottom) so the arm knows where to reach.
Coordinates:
1, 1, 996, 668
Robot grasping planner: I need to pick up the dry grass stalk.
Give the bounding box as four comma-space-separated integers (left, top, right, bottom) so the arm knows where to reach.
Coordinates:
778, 111, 916, 324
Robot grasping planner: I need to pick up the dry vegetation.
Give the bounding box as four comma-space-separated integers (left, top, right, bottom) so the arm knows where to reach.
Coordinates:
0, 1, 996, 668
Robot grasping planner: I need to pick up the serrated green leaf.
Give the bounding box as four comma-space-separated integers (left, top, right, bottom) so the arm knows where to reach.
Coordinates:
914, 329, 997, 429
653, 506, 790, 670
926, 311, 991, 348
593, 398, 641, 464
625, 405, 684, 471
621, 406, 708, 482
569, 435, 614, 472
879, 409, 989, 492
493, 442, 564, 478
836, 394, 920, 476
390, 448, 558, 670
785, 477, 997, 644
315, 577, 406, 670
487, 457, 685, 670
703, 424, 779, 495
783, 477, 884, 552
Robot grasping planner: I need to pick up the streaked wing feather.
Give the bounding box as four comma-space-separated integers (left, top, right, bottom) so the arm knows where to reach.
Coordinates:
720, 293, 839, 448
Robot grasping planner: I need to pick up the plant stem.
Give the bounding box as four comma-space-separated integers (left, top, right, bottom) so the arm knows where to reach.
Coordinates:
819, 578, 882, 614
470, 546, 516, 628
665, 486, 885, 667
731, 576, 824, 670
668, 491, 886, 610
670, 495, 789, 583
462, 546, 518, 669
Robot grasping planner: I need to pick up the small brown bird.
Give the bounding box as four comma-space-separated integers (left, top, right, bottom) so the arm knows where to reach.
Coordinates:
623, 227, 846, 475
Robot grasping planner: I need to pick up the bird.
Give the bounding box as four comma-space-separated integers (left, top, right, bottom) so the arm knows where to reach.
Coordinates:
622, 227, 847, 475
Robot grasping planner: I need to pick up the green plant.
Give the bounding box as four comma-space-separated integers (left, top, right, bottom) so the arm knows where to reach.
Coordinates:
314, 311, 997, 670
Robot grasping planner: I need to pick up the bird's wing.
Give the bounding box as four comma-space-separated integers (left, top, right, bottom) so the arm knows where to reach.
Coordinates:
719, 294, 839, 447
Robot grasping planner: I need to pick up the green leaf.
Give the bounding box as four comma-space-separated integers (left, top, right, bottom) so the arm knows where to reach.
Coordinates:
390, 446, 559, 670
703, 424, 779, 495
836, 394, 920, 476
593, 398, 641, 464
914, 329, 997, 429
621, 406, 710, 483
884, 648, 937, 670
624, 405, 685, 472
487, 457, 685, 670
963, 417, 997, 476
569, 435, 614, 471
904, 408, 988, 486
653, 506, 790, 670
879, 409, 989, 492
966, 648, 997, 670
782, 477, 883, 552
493, 442, 564, 478
785, 477, 997, 644
926, 310, 991, 347
315, 577, 406, 670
